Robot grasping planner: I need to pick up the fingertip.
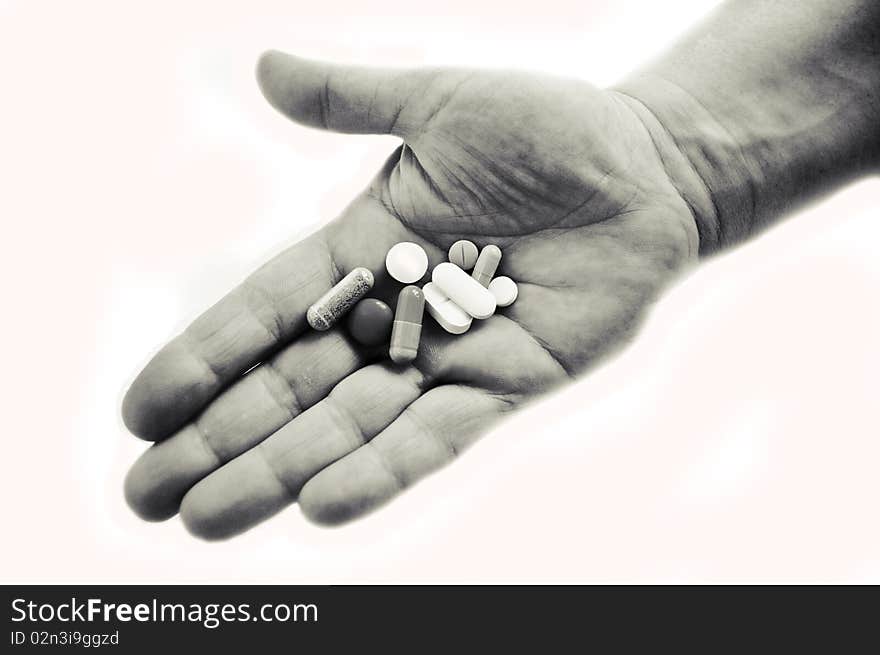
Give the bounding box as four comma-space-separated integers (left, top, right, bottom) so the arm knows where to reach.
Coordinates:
122, 343, 216, 441
123, 456, 180, 523
298, 477, 371, 527
180, 492, 248, 541
179, 497, 236, 542
179, 459, 292, 540
255, 48, 302, 113
257, 48, 282, 65
121, 383, 161, 442
255, 49, 282, 90
298, 487, 349, 526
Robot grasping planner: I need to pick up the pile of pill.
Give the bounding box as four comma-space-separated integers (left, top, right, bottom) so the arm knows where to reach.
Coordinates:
305, 239, 519, 364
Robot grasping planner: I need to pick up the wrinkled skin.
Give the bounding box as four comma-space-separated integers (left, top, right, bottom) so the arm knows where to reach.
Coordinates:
122, 52, 698, 539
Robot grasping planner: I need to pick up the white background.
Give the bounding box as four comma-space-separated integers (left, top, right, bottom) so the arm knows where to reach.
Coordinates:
1, 0, 878, 583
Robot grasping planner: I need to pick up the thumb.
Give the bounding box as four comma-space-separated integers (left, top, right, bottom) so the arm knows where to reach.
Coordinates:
256, 50, 425, 138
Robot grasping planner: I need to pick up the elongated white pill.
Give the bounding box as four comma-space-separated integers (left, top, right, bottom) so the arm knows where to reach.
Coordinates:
423, 282, 472, 334
432, 262, 496, 319
386, 242, 429, 284
488, 276, 518, 307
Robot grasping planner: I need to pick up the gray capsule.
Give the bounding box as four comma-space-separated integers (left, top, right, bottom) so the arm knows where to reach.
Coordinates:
307, 267, 374, 331
389, 285, 425, 364
471, 245, 502, 287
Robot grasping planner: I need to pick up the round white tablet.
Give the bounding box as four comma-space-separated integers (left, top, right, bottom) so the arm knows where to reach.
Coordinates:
448, 239, 479, 270
385, 242, 429, 284
488, 276, 518, 307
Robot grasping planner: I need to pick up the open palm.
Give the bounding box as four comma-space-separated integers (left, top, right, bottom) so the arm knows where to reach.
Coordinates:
123, 51, 698, 538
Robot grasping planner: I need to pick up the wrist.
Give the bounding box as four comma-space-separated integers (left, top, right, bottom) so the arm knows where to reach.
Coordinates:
610, 79, 734, 255
612, 1, 880, 255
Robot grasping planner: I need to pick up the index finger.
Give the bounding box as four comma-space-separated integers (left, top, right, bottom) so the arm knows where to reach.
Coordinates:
122, 192, 413, 441
122, 230, 331, 440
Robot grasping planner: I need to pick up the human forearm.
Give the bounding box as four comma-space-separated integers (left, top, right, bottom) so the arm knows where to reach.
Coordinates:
614, 0, 879, 253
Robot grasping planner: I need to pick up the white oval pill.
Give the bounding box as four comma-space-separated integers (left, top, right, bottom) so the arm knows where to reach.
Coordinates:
423, 282, 472, 334
386, 242, 429, 284
489, 276, 518, 307
432, 262, 496, 319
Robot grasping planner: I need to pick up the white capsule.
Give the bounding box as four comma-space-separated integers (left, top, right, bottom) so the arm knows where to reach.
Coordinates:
488, 276, 518, 307
432, 262, 496, 319
385, 242, 429, 284
423, 282, 472, 334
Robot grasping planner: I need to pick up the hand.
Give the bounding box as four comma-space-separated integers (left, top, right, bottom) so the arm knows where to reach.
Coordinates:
123, 51, 698, 538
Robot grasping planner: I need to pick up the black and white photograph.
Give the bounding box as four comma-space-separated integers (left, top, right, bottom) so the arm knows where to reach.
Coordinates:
2, 0, 878, 645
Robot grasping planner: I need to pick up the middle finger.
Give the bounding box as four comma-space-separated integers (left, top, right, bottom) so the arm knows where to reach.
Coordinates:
124, 327, 367, 520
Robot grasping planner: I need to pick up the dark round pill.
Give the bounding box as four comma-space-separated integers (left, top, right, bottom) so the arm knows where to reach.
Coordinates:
346, 298, 393, 346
